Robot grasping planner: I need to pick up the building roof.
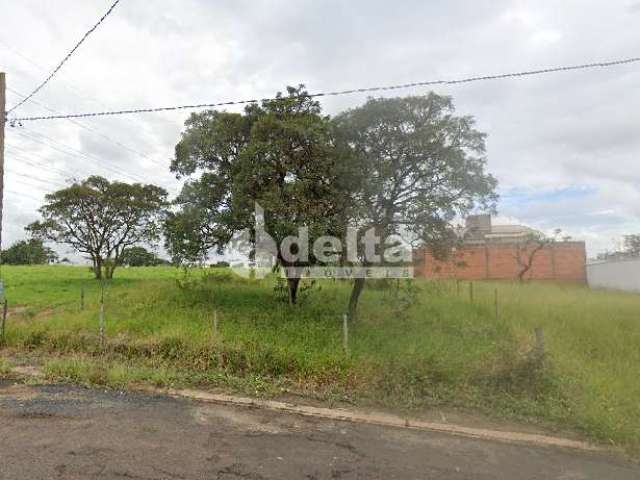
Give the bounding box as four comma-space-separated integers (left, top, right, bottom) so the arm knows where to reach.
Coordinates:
484, 224, 538, 238
460, 218, 542, 244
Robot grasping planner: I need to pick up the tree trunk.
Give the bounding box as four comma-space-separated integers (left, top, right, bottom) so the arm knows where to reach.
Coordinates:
94, 256, 103, 280
287, 277, 300, 305
517, 265, 530, 283
105, 263, 116, 280
347, 277, 366, 321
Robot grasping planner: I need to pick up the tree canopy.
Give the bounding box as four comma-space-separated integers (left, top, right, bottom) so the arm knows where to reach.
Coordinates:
333, 94, 498, 317
0, 239, 58, 265
27, 176, 168, 279
166, 85, 354, 303
166, 89, 498, 312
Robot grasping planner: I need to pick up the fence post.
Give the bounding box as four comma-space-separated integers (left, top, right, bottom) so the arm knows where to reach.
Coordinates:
342, 313, 349, 354
469, 281, 474, 303
213, 309, 219, 335
0, 300, 7, 346
99, 280, 105, 350
534, 327, 545, 359
99, 303, 105, 350
494, 288, 498, 320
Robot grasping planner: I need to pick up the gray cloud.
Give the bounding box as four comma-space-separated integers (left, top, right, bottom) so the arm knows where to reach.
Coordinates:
2, 0, 640, 258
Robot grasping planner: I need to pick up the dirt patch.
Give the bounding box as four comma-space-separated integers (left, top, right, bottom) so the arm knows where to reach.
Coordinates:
7, 304, 28, 315
5, 305, 56, 324
33, 307, 56, 320
11, 365, 44, 377
192, 405, 288, 434
0, 383, 40, 401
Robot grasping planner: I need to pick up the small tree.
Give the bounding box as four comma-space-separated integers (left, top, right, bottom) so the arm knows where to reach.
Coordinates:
27, 176, 168, 279
1, 239, 57, 265
513, 228, 563, 282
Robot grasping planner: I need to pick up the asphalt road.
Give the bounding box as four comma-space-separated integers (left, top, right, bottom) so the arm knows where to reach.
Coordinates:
0, 380, 637, 479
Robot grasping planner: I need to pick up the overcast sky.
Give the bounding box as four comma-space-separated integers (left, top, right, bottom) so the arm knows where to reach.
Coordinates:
2, 0, 640, 258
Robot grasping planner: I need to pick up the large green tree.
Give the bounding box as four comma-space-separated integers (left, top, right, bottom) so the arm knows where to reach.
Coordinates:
1, 239, 58, 265
166, 86, 354, 303
27, 176, 168, 279
333, 94, 498, 318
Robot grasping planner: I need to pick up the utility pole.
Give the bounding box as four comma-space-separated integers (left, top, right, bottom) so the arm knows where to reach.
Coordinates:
0, 72, 6, 298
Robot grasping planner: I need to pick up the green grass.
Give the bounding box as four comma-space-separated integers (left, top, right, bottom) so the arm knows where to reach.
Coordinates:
1, 265, 639, 454
0, 357, 11, 375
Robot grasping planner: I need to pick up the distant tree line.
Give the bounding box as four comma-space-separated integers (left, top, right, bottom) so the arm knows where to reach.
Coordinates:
597, 234, 640, 261
1, 239, 57, 265
120, 246, 170, 267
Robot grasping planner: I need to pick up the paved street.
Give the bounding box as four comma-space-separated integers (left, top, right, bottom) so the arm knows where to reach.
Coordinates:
0, 380, 637, 479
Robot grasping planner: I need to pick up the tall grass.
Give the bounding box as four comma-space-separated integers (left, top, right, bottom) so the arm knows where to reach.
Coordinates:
1, 265, 639, 453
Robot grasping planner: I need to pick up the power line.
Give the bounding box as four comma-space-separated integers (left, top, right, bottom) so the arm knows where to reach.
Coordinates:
7, 88, 178, 183
0, 40, 181, 130
6, 55, 640, 123
6, 189, 44, 203
7, 86, 162, 164
5, 146, 77, 178
6, 0, 122, 114
6, 143, 120, 183
6, 88, 175, 187
5, 169, 67, 189
18, 126, 142, 181
0, 39, 117, 109
12, 128, 146, 183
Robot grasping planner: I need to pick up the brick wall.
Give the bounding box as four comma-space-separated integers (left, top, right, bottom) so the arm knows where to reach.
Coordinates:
414, 241, 587, 282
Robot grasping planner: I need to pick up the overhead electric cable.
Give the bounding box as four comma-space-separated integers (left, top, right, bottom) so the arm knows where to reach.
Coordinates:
5, 146, 77, 178
6, 0, 122, 114
6, 189, 44, 202
6, 55, 640, 123
7, 87, 162, 164
5, 169, 67, 189
13, 128, 146, 183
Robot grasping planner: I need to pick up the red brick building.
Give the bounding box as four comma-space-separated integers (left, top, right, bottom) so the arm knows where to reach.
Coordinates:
413, 215, 587, 283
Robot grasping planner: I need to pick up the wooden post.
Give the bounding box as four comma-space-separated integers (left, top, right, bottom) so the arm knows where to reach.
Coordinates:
0, 72, 6, 306
0, 73, 5, 269
0, 300, 7, 346
469, 281, 474, 303
342, 313, 349, 354
99, 280, 105, 350
80, 282, 85, 310
494, 288, 498, 320
213, 309, 218, 335
534, 327, 545, 359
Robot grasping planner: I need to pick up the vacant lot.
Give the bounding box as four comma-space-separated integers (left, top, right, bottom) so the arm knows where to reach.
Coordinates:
1, 265, 639, 455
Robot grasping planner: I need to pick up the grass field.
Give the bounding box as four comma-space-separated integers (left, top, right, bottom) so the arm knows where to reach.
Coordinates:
1, 265, 639, 454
